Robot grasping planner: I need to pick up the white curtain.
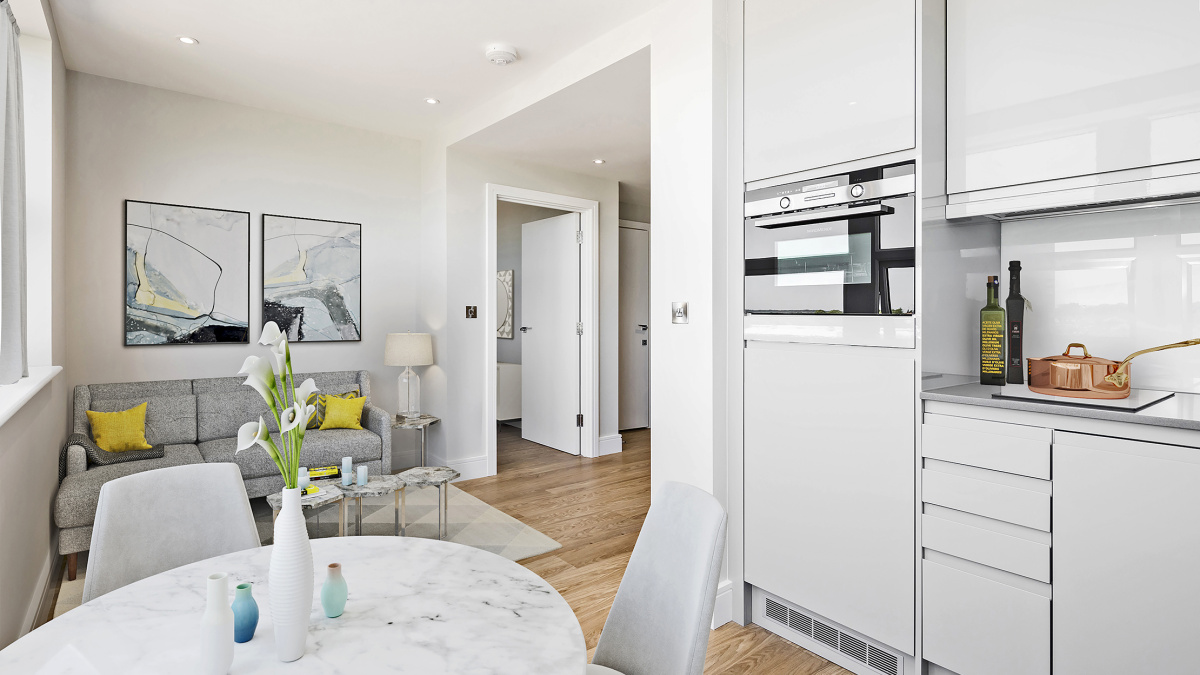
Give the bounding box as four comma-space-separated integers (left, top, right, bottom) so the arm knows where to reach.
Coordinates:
0, 1, 24, 385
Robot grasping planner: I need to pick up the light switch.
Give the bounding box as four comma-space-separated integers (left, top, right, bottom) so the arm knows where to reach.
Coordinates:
466, 306, 478, 319
671, 302, 688, 324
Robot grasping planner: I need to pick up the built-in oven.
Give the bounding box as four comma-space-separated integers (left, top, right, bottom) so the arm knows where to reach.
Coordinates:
744, 162, 916, 316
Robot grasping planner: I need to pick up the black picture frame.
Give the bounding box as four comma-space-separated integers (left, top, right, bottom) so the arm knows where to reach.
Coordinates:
261, 213, 363, 343
124, 199, 252, 346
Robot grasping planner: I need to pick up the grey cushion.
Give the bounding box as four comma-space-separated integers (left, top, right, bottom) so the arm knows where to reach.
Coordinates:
198, 428, 382, 480
82, 463, 260, 603
197, 389, 270, 443
87, 395, 198, 445
54, 444, 204, 529
591, 482, 728, 675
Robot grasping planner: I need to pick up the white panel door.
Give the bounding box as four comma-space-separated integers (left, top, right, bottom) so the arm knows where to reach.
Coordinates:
521, 213, 581, 455
744, 341, 915, 654
1053, 432, 1200, 674
947, 0, 1200, 194
618, 227, 650, 430
744, 0, 916, 182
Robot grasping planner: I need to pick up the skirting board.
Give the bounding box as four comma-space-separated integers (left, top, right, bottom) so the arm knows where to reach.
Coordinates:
427, 454, 489, 481
598, 434, 623, 456
712, 580, 734, 629
24, 531, 58, 637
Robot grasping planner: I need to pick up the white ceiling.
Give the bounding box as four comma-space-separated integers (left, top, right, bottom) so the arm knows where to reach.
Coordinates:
45, 0, 655, 137
454, 48, 651, 201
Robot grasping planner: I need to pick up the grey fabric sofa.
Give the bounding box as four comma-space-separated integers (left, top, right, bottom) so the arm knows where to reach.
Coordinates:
55, 370, 391, 579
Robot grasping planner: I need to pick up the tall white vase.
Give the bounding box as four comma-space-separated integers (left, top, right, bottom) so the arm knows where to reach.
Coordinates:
200, 573, 234, 674
269, 487, 314, 662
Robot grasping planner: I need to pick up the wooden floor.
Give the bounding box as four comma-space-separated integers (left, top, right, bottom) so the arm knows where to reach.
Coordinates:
457, 425, 852, 674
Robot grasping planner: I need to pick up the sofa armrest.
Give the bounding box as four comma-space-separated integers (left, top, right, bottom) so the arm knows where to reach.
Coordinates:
65, 443, 87, 476
363, 404, 392, 475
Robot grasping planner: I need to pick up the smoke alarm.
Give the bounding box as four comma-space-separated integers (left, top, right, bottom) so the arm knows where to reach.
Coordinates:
485, 44, 519, 66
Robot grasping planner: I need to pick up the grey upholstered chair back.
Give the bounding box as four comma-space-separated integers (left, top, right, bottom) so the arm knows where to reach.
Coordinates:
82, 463, 260, 603
591, 481, 728, 675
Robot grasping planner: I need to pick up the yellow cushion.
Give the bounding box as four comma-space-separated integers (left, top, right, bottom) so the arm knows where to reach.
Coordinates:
86, 403, 153, 452
306, 389, 360, 430
319, 395, 365, 430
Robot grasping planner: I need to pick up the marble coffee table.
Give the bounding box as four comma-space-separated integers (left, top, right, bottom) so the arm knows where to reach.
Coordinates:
266, 484, 346, 536
334, 474, 406, 536
396, 466, 461, 540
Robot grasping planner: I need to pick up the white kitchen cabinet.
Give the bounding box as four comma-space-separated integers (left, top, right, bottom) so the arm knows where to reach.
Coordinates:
947, 0, 1200, 194
745, 341, 914, 654
1053, 432, 1200, 675
744, 0, 916, 183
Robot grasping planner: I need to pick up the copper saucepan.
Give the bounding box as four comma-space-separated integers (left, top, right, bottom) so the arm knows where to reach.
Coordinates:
1027, 339, 1200, 399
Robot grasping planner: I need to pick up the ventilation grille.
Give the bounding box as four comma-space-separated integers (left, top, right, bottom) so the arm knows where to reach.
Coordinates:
762, 597, 900, 675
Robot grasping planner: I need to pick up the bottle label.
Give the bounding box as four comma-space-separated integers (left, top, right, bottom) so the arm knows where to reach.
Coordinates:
981, 318, 1005, 377
1008, 321, 1022, 368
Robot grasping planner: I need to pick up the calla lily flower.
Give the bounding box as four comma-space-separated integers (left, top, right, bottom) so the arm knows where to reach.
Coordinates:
236, 417, 282, 462
280, 402, 305, 434
294, 378, 319, 408
258, 321, 285, 347
239, 355, 280, 414
268, 342, 288, 378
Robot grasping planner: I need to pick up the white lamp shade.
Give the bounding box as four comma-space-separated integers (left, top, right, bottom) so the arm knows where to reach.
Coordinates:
384, 333, 433, 367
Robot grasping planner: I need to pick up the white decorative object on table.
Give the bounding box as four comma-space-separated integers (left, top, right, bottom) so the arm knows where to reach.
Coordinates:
199, 572, 234, 675
235, 321, 319, 662
384, 332, 434, 418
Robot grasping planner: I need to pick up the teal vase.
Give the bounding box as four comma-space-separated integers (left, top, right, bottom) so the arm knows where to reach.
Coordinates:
321, 563, 348, 618
231, 582, 259, 643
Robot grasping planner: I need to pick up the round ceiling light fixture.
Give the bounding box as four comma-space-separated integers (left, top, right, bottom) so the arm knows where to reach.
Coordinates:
485, 44, 519, 66
424, 98, 440, 105
177, 36, 199, 45
593, 159, 606, 164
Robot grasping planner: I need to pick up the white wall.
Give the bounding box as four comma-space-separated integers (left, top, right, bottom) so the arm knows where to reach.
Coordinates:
433, 147, 619, 476
496, 201, 569, 365
63, 73, 424, 462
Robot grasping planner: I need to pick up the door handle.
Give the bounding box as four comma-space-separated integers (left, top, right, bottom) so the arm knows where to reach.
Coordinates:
520, 326, 531, 333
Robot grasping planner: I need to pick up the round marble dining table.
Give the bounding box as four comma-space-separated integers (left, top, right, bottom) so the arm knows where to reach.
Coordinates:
0, 537, 587, 674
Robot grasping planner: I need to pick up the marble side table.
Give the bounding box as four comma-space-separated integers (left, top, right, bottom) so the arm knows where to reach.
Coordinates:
392, 413, 440, 467
396, 466, 460, 540
267, 484, 345, 536
336, 474, 407, 536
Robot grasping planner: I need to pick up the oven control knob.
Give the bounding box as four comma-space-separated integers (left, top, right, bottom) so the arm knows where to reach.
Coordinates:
779, 196, 791, 210
850, 184, 865, 198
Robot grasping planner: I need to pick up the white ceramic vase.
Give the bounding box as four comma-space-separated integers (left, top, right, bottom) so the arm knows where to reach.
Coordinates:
269, 487, 314, 662
200, 572, 234, 674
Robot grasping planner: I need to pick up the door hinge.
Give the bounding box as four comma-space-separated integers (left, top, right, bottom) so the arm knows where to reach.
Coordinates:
576, 413, 584, 427
576, 322, 583, 336
576, 230, 583, 245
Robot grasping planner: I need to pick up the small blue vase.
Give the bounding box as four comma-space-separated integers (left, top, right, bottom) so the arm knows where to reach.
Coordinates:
231, 582, 259, 643
321, 563, 348, 618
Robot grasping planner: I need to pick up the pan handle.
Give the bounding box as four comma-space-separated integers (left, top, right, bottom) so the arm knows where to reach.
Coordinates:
1062, 343, 1091, 358
1105, 338, 1200, 387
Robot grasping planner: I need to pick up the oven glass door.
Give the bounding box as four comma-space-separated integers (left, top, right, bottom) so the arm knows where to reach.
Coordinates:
745, 193, 915, 315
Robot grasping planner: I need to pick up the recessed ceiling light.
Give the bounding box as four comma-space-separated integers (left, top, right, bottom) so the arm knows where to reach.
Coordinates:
177, 36, 199, 45
848, 101, 857, 105
424, 98, 440, 105
593, 159, 606, 164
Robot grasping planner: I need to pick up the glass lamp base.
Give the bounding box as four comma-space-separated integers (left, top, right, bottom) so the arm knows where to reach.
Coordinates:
398, 367, 421, 419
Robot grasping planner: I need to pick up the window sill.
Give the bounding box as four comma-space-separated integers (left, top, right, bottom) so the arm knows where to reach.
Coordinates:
0, 365, 63, 429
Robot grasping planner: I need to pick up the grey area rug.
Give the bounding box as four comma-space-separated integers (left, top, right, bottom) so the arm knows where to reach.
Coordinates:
53, 485, 560, 619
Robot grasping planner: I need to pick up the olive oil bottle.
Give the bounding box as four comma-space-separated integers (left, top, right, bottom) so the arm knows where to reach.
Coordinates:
980, 275, 1006, 385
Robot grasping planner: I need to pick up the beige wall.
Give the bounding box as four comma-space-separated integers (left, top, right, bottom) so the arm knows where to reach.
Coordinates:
62, 72, 426, 464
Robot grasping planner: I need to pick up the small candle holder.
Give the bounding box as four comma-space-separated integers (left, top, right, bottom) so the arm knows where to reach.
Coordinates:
356, 465, 368, 486
298, 467, 310, 491
341, 457, 353, 486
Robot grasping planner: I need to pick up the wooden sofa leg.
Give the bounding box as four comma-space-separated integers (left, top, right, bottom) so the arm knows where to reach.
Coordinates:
67, 553, 77, 581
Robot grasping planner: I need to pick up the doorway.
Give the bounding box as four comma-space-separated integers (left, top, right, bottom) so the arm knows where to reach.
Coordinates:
618, 221, 651, 430
485, 184, 601, 474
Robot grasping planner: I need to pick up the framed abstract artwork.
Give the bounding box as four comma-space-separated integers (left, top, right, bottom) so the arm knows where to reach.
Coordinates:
124, 200, 251, 345
262, 214, 362, 342
497, 269, 514, 339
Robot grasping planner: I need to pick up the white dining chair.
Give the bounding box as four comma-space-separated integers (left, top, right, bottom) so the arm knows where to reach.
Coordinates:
588, 481, 728, 675
82, 463, 260, 603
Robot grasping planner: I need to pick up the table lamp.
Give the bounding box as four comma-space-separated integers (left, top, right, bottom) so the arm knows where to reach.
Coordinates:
384, 332, 433, 419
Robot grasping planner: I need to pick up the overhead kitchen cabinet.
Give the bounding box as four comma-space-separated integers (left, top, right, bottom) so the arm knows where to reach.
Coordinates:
743, 0, 916, 183
947, 0, 1200, 216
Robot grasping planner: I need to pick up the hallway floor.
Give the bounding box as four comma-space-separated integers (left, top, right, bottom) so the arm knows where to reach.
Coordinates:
457, 425, 852, 674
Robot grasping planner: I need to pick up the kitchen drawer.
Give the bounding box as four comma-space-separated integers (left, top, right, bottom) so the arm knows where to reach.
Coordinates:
924, 559, 1050, 675
922, 461, 1051, 531
922, 512, 1050, 582
922, 413, 1050, 479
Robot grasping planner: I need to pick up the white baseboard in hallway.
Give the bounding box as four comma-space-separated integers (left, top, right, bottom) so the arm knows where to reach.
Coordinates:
712, 580, 733, 629
428, 454, 489, 481
598, 434, 623, 456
